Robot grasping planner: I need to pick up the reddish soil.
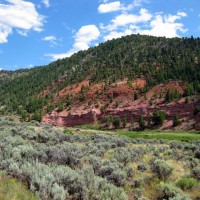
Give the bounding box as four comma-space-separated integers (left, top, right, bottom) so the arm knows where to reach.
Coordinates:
42, 79, 200, 130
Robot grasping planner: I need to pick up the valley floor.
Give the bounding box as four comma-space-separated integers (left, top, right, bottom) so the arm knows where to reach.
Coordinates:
0, 117, 200, 200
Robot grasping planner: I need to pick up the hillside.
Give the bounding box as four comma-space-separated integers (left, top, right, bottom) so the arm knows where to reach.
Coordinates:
0, 34, 200, 130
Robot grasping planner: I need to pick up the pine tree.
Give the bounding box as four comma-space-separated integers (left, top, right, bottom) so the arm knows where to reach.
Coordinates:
173, 113, 181, 126
139, 115, 145, 130
123, 116, 127, 128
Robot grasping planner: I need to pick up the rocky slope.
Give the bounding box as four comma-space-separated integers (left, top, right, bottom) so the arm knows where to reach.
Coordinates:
42, 79, 200, 130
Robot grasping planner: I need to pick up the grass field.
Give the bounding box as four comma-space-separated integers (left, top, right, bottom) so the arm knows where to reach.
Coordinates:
116, 130, 200, 142
72, 125, 200, 142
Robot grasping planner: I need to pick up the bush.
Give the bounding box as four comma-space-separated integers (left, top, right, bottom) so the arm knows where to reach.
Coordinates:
112, 117, 121, 129
159, 183, 182, 199
192, 166, 200, 181
137, 163, 148, 172
151, 159, 173, 180
51, 183, 68, 200
134, 179, 145, 188
99, 183, 127, 200
107, 169, 127, 187
177, 177, 198, 191
63, 129, 73, 135
114, 148, 136, 166
194, 150, 200, 159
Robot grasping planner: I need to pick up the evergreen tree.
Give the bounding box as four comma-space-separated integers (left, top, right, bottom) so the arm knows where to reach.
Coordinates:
138, 115, 145, 130
173, 113, 181, 126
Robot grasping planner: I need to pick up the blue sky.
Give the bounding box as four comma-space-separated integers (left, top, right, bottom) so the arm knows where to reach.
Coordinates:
0, 0, 200, 70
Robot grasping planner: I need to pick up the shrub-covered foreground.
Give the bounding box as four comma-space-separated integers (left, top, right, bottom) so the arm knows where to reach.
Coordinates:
0, 118, 200, 199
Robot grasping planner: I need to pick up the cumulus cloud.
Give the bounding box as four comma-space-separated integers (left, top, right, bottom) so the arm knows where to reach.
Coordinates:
47, 25, 100, 60
102, 8, 152, 31
102, 10, 187, 40
98, 0, 146, 13
137, 12, 187, 38
41, 0, 50, 8
98, 1, 121, 13
0, 0, 44, 43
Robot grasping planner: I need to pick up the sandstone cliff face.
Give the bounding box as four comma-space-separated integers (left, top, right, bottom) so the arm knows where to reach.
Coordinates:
42, 109, 101, 127
41, 80, 200, 130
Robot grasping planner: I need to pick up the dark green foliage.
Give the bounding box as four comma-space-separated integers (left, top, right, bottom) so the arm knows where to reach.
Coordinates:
138, 115, 145, 130
63, 129, 73, 135
184, 84, 195, 97
66, 94, 71, 107
165, 89, 181, 103
147, 112, 151, 127
165, 89, 171, 102
122, 116, 127, 128
106, 116, 113, 127
173, 114, 181, 126
193, 105, 200, 115
153, 109, 166, 126
112, 117, 121, 129
134, 92, 138, 100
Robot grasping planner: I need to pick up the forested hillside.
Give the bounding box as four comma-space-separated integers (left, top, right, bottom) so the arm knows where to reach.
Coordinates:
0, 34, 200, 123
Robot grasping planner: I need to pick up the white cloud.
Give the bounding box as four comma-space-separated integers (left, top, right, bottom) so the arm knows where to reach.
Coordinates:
0, 0, 44, 43
102, 8, 152, 31
75, 25, 100, 43
98, 0, 146, 13
0, 24, 12, 43
177, 11, 187, 17
43, 35, 56, 41
0, 68, 3, 71
42, 35, 57, 41
102, 11, 187, 40
137, 12, 187, 38
98, 1, 121, 13
43, 35, 58, 46
17, 29, 28, 36
41, 0, 50, 8
104, 29, 133, 41
47, 25, 100, 60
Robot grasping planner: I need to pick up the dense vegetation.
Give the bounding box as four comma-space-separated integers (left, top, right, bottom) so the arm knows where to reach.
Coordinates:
0, 34, 200, 120
0, 117, 200, 199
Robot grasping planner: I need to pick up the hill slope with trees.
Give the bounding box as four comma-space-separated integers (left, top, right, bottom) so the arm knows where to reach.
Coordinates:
0, 34, 200, 129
